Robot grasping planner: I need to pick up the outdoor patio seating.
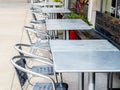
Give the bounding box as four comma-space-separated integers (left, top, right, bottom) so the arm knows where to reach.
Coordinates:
24, 26, 51, 44
14, 43, 51, 60
15, 43, 64, 82
31, 10, 49, 21
11, 55, 68, 90
31, 0, 45, 3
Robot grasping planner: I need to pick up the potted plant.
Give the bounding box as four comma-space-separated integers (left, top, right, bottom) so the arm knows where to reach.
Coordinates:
66, 12, 81, 40
53, 0, 62, 3
65, 12, 92, 40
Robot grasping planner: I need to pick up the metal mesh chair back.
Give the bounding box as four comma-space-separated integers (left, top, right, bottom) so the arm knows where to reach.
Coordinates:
15, 56, 28, 87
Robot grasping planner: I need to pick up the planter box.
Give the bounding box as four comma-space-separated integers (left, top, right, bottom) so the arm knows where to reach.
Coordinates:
95, 11, 120, 49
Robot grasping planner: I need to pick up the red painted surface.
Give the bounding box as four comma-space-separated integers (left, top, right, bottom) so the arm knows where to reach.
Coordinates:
69, 30, 78, 40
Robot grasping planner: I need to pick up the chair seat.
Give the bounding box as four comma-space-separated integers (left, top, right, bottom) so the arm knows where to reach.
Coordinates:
31, 20, 46, 24
32, 65, 54, 75
38, 35, 48, 40
32, 41, 49, 47
33, 83, 68, 90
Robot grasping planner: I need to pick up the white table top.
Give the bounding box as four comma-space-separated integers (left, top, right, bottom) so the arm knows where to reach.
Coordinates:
50, 40, 119, 51
32, 2, 63, 6
50, 40, 120, 72
52, 51, 120, 72
41, 8, 71, 13
46, 19, 92, 30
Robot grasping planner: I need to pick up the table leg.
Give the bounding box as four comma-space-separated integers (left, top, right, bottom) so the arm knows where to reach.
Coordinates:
62, 30, 65, 40
88, 72, 95, 90
107, 72, 113, 90
82, 72, 84, 90
54, 13, 58, 37
66, 30, 69, 40
78, 72, 84, 90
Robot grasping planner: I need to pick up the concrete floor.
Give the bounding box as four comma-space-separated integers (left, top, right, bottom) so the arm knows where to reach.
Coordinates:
0, 3, 30, 90
0, 3, 120, 90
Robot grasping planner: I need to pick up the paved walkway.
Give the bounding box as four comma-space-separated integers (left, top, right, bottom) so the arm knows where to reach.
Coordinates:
0, 3, 31, 90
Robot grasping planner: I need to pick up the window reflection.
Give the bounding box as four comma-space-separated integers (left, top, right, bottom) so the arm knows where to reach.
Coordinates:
102, 0, 120, 19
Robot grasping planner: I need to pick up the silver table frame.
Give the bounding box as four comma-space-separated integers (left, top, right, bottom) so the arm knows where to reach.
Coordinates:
41, 8, 71, 14
41, 8, 71, 37
46, 19, 92, 39
50, 40, 120, 90
31, 2, 63, 7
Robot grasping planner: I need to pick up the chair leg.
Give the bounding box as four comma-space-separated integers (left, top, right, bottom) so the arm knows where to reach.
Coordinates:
107, 72, 110, 90
60, 73, 63, 83
56, 73, 63, 83
55, 73, 59, 83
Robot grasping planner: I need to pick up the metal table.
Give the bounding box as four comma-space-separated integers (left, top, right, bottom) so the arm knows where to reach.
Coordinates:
50, 40, 119, 51
46, 19, 92, 39
32, 2, 63, 7
41, 8, 71, 14
42, 8, 71, 36
50, 40, 120, 90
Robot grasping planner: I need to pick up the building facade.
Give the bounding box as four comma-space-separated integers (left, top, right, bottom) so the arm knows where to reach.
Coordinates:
94, 0, 120, 48
68, 0, 120, 48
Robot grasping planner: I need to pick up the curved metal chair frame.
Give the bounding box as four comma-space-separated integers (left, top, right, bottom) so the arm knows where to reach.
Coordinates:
14, 43, 64, 83
15, 43, 51, 60
11, 55, 56, 90
24, 26, 51, 45
11, 55, 68, 90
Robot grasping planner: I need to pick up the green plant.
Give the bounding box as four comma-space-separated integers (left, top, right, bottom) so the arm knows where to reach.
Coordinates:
80, 15, 92, 26
53, 0, 62, 3
76, 0, 89, 15
66, 12, 92, 26
66, 12, 81, 19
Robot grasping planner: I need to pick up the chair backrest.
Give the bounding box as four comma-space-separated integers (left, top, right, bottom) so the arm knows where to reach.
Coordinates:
13, 56, 28, 88
31, 0, 45, 3
31, 11, 48, 20
25, 26, 38, 44
32, 13, 37, 21
15, 43, 52, 61
24, 26, 48, 44
11, 55, 56, 90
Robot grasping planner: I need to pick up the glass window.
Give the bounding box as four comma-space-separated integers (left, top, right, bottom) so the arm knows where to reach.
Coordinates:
69, 0, 77, 11
101, 0, 120, 19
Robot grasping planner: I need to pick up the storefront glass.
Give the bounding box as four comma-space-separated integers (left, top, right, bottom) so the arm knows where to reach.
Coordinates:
69, 0, 77, 11
102, 0, 120, 18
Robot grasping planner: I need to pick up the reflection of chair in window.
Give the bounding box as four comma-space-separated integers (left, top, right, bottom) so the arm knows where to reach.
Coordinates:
118, 9, 120, 18
11, 55, 68, 90
110, 7, 116, 17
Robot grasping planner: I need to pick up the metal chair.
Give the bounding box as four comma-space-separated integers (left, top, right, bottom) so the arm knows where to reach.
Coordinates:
15, 43, 63, 82
11, 55, 68, 90
24, 26, 51, 45
17, 46, 58, 82
31, 0, 45, 4
31, 10, 49, 21
14, 43, 51, 60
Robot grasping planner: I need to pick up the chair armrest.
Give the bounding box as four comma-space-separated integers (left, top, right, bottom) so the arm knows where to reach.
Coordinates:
14, 43, 52, 62
11, 56, 56, 90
